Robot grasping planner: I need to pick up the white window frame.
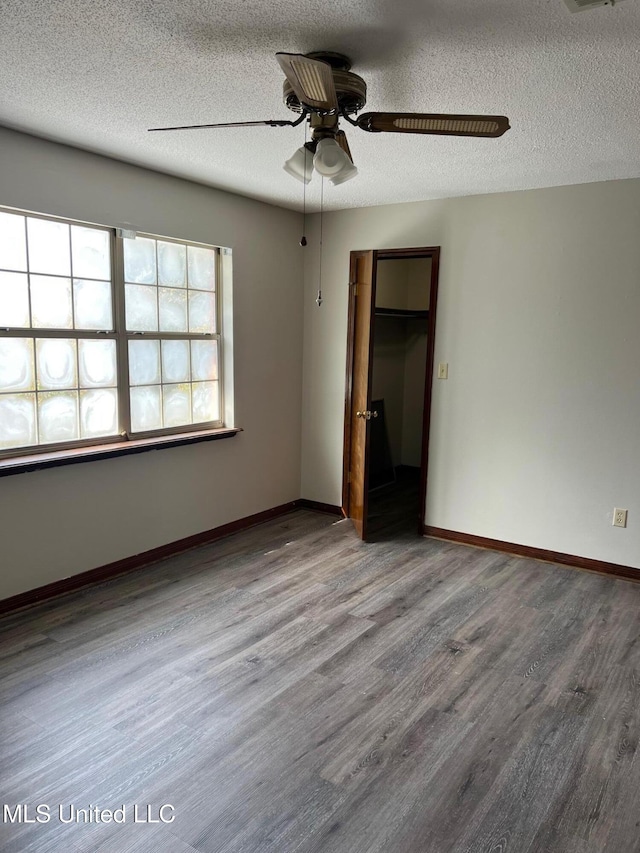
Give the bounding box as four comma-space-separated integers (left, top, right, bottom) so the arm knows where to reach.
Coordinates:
0, 206, 228, 461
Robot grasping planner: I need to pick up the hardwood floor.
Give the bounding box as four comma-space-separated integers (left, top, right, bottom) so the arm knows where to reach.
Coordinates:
367, 465, 421, 539
2, 510, 640, 852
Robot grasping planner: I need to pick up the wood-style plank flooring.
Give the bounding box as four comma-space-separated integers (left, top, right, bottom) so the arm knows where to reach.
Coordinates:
2, 509, 640, 852
368, 465, 422, 540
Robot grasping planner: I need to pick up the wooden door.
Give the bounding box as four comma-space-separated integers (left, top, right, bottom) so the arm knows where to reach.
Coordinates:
343, 250, 377, 539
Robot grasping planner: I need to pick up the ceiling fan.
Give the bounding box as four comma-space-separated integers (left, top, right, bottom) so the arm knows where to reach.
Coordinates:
149, 51, 510, 186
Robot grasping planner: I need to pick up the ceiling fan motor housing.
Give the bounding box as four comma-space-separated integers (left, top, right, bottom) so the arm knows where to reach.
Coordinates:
283, 53, 367, 115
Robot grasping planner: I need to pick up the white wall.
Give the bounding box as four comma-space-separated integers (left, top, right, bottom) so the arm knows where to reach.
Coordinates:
401, 330, 428, 467
406, 259, 431, 311
372, 260, 409, 467
400, 258, 430, 467
3, 132, 639, 597
372, 259, 430, 469
301, 179, 640, 570
375, 259, 410, 309
371, 316, 406, 467
0, 127, 304, 599
371, 320, 427, 469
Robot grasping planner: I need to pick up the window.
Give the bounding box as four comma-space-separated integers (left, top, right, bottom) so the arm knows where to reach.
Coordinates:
0, 207, 225, 459
122, 234, 221, 433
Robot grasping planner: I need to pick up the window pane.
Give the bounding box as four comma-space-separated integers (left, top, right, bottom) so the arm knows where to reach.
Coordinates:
73, 279, 113, 330
123, 236, 156, 284
80, 388, 118, 438
0, 220, 224, 452
0, 271, 30, 327
36, 339, 77, 390
158, 241, 186, 287
191, 339, 218, 381
27, 218, 71, 276
188, 290, 215, 333
30, 275, 73, 328
161, 340, 190, 383
187, 246, 215, 291
163, 383, 191, 427
0, 393, 36, 449
71, 226, 111, 280
0, 212, 27, 272
130, 385, 162, 432
128, 340, 160, 386
79, 339, 117, 388
0, 338, 35, 392
192, 381, 219, 423
159, 287, 188, 332
38, 391, 79, 443
125, 284, 158, 331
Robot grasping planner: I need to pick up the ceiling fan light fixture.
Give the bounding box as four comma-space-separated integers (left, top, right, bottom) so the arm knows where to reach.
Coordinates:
356, 112, 510, 138
313, 138, 352, 178
290, 60, 329, 103
283, 145, 313, 184
330, 161, 358, 186
276, 52, 338, 112
394, 117, 499, 134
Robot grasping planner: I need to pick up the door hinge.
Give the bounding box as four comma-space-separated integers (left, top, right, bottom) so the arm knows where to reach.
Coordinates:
350, 281, 358, 297
347, 471, 352, 484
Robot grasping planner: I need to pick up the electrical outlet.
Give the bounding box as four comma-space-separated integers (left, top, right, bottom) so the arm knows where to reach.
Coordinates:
613, 508, 628, 528
438, 362, 448, 380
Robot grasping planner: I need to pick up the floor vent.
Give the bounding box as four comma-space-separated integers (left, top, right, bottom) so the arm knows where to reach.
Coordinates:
564, 0, 627, 11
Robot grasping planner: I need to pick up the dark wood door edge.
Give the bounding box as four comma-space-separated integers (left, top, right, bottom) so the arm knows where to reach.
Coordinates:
295, 499, 344, 516
0, 501, 300, 616
418, 248, 440, 534
342, 257, 359, 515
424, 525, 640, 584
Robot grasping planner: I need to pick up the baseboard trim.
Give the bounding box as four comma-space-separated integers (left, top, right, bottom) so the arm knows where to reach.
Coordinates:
295, 499, 344, 516
424, 525, 640, 584
15, 508, 622, 617
0, 501, 299, 616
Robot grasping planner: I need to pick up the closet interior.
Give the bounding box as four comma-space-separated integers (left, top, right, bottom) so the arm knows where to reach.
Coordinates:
368, 257, 431, 536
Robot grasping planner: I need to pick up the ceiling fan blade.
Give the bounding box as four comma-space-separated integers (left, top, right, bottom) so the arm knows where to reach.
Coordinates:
335, 130, 354, 165
148, 119, 297, 132
356, 112, 510, 138
276, 52, 338, 112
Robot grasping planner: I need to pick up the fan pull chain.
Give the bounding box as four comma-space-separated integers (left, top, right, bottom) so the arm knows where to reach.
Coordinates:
300, 120, 308, 247
317, 176, 324, 307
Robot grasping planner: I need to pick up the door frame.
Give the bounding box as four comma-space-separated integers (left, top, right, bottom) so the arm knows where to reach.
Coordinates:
342, 246, 441, 534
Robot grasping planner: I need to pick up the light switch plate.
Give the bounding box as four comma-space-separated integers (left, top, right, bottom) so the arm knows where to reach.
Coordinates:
438, 362, 448, 380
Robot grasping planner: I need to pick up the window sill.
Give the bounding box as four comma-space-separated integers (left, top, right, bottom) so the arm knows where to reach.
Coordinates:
0, 427, 242, 478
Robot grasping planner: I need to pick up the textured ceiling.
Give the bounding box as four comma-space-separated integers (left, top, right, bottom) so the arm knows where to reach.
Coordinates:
1, 0, 640, 211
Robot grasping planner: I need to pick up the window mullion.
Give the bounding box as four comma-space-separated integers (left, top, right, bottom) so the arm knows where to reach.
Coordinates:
215, 248, 224, 426
113, 234, 131, 438
0, 328, 117, 339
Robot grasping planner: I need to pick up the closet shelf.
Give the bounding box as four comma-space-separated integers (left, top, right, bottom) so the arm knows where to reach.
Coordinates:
374, 307, 429, 319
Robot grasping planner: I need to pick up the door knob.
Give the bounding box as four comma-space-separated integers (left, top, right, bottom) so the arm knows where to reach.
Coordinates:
356, 410, 379, 420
